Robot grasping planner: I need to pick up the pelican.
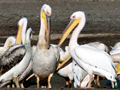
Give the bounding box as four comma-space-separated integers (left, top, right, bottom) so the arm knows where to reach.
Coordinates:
50, 45, 73, 88
0, 17, 29, 88
110, 43, 120, 63
88, 42, 109, 53
16, 17, 28, 45
112, 42, 120, 49
17, 45, 36, 88
0, 17, 27, 56
56, 42, 108, 88
57, 11, 117, 88
110, 43, 120, 75
72, 60, 88, 88
0, 23, 32, 88
0, 36, 16, 55
32, 4, 59, 88
50, 44, 69, 63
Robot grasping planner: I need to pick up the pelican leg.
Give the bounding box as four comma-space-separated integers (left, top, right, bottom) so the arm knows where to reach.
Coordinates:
111, 81, 114, 88
111, 81, 118, 88
96, 76, 100, 87
69, 80, 73, 88
48, 73, 53, 88
7, 85, 10, 88
86, 75, 94, 88
13, 77, 20, 88
12, 84, 15, 88
36, 76, 40, 88
26, 73, 35, 81
20, 83, 24, 88
65, 81, 69, 88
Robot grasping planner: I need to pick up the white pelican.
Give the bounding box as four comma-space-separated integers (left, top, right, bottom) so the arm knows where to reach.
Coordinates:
0, 36, 16, 55
17, 45, 36, 88
0, 17, 27, 56
72, 60, 88, 88
0, 17, 29, 88
112, 42, 120, 49
110, 43, 120, 76
110, 43, 120, 63
50, 44, 69, 63
0, 24, 32, 88
32, 4, 59, 88
16, 17, 28, 45
49, 45, 73, 88
56, 42, 108, 88
57, 11, 117, 88
88, 42, 109, 53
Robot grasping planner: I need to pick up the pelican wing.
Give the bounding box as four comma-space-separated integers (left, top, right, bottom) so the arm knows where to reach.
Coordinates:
0, 44, 26, 75
74, 45, 116, 72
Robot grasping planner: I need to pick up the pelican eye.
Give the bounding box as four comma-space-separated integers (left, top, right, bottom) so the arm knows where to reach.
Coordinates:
75, 64, 76, 66
46, 11, 50, 16
110, 76, 112, 78
72, 16, 76, 19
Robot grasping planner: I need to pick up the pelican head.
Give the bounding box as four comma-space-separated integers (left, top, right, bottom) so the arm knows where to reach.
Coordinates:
4, 36, 16, 48
41, 4, 52, 17
16, 17, 28, 44
57, 11, 85, 47
40, 4, 52, 49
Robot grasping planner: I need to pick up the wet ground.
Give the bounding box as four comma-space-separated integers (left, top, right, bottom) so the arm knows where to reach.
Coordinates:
1, 0, 120, 89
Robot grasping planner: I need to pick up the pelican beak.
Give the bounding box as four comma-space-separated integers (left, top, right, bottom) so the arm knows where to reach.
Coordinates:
57, 19, 81, 48
7, 42, 12, 47
56, 54, 72, 72
16, 24, 23, 44
46, 16, 50, 49
42, 11, 50, 49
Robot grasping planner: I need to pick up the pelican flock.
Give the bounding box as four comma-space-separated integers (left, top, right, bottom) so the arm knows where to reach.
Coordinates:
0, 3, 120, 89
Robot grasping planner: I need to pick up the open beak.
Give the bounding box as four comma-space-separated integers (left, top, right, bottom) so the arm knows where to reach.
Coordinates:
16, 24, 23, 44
57, 19, 81, 48
56, 54, 72, 72
42, 11, 50, 49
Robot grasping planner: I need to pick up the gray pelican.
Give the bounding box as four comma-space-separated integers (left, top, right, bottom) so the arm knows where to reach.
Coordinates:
0, 36, 16, 55
0, 25, 32, 88
57, 11, 117, 88
32, 4, 59, 88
